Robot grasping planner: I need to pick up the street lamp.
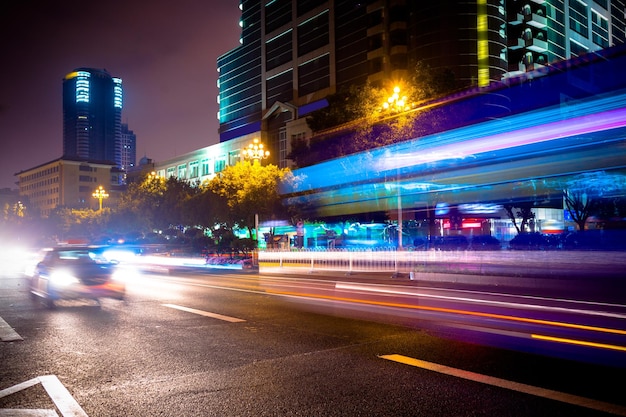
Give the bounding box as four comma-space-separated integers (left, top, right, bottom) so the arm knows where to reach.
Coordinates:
92, 185, 109, 210
242, 138, 270, 163
382, 86, 409, 113
242, 138, 270, 249
381, 86, 409, 249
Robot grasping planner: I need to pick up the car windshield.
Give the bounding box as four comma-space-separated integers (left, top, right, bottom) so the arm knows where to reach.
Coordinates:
56, 249, 109, 263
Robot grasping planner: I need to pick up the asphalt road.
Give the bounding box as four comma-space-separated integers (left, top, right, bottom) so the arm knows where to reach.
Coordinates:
1, 269, 625, 416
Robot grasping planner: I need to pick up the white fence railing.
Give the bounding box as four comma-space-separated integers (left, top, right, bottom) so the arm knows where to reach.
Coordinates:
258, 249, 626, 277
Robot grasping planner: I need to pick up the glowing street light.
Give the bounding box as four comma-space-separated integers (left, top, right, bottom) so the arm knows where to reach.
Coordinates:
382, 86, 409, 113
242, 138, 270, 163
92, 185, 109, 210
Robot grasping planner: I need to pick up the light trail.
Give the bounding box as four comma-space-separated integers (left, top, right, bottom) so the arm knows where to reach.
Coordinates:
335, 283, 626, 320
531, 334, 626, 352
263, 288, 626, 337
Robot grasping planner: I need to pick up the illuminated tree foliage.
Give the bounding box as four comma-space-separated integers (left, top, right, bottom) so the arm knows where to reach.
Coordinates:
294, 62, 457, 166
207, 161, 291, 237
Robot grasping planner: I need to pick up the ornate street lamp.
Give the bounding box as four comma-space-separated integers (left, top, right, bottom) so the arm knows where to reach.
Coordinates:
242, 138, 270, 163
381, 86, 408, 249
382, 86, 409, 113
92, 185, 109, 211
241, 138, 270, 248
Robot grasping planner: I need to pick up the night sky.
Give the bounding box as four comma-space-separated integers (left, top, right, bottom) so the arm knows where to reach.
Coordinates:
0, 0, 241, 189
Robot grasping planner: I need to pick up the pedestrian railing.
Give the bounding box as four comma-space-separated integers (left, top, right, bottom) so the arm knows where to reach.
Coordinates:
257, 248, 626, 278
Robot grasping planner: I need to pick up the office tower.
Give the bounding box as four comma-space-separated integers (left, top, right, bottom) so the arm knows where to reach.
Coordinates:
217, 1, 626, 166
63, 68, 123, 167
120, 123, 137, 172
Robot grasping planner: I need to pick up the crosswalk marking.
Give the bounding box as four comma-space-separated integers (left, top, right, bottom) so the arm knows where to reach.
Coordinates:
0, 375, 88, 417
162, 304, 246, 322
0, 316, 22, 342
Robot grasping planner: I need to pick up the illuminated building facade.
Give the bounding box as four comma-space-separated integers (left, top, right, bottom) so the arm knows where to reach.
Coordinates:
505, 0, 626, 77
217, 1, 625, 170
16, 158, 118, 217
63, 68, 123, 168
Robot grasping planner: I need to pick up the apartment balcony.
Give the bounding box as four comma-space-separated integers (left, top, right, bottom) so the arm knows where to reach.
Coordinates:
390, 45, 407, 56
509, 13, 524, 26
367, 24, 384, 37
389, 21, 407, 32
367, 47, 385, 61
525, 37, 548, 52
508, 38, 525, 49
525, 13, 547, 29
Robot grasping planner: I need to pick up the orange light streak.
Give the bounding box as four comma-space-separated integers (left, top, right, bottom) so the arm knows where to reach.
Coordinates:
265, 289, 626, 337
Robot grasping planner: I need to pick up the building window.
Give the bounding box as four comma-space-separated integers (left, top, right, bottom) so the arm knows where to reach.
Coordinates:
201, 158, 210, 176
189, 160, 199, 178
215, 159, 226, 173
569, 0, 589, 37
298, 54, 330, 95
178, 164, 187, 179
266, 69, 293, 106
266, 30, 293, 70
297, 11, 329, 57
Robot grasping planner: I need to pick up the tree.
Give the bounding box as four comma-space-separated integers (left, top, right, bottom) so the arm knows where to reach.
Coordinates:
564, 190, 597, 232
296, 62, 457, 165
503, 203, 536, 234
208, 161, 291, 240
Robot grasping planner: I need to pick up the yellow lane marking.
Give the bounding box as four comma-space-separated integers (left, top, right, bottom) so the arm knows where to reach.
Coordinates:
162, 304, 245, 322
380, 354, 626, 416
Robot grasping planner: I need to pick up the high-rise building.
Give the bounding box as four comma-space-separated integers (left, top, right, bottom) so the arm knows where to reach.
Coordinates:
62, 68, 123, 168
504, 0, 626, 77
120, 123, 137, 172
217, 1, 626, 167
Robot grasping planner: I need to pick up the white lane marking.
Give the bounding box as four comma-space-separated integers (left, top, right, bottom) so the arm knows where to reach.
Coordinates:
336, 283, 626, 320
162, 304, 246, 322
380, 354, 626, 416
0, 409, 58, 416
0, 316, 23, 342
0, 375, 88, 417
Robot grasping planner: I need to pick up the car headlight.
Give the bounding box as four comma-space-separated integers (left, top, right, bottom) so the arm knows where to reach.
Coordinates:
112, 265, 139, 282
49, 270, 80, 286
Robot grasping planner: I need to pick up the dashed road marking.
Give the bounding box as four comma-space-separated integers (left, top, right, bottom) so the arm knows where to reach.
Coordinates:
0, 375, 88, 417
380, 354, 626, 416
0, 316, 22, 342
162, 304, 246, 322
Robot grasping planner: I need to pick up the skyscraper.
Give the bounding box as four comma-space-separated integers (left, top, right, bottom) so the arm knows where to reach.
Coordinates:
217, 0, 626, 167
62, 68, 123, 167
120, 123, 137, 172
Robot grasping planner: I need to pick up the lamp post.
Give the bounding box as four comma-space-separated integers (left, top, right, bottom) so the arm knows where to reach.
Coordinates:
381, 86, 408, 249
242, 138, 270, 247
92, 185, 109, 211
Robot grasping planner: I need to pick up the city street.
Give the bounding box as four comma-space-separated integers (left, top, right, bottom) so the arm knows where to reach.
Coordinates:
1, 269, 625, 416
